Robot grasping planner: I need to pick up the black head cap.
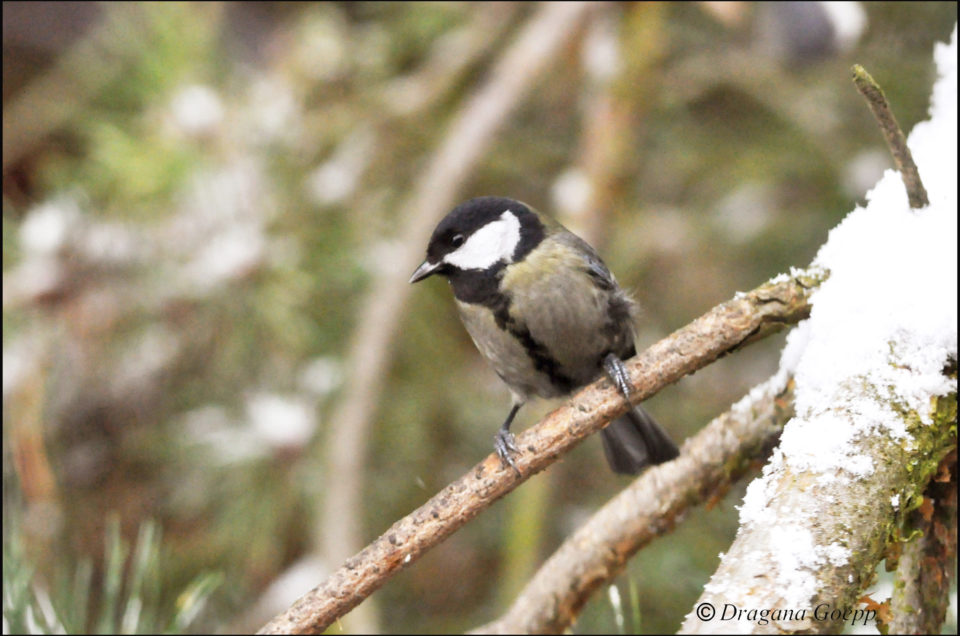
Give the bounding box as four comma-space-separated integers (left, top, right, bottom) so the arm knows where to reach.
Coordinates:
410, 197, 547, 284
435, 196, 545, 261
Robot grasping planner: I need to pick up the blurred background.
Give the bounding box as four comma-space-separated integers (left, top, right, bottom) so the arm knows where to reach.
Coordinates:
3, 2, 956, 633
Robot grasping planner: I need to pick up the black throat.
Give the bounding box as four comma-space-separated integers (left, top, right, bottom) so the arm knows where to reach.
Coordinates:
447, 264, 506, 306
445, 204, 545, 306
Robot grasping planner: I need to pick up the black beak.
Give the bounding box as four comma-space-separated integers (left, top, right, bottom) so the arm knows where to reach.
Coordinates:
409, 260, 441, 283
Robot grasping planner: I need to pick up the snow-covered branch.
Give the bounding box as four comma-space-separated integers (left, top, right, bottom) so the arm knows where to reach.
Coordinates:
682, 26, 958, 635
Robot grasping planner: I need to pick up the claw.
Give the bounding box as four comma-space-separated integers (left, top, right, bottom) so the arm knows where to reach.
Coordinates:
491, 403, 523, 476
494, 429, 521, 476
603, 353, 632, 400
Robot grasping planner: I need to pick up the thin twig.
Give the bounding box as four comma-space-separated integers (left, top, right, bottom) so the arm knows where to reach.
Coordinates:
257, 268, 823, 634
851, 64, 929, 209
474, 372, 796, 634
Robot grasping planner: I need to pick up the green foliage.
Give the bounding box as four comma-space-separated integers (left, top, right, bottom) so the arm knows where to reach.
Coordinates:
3, 513, 221, 634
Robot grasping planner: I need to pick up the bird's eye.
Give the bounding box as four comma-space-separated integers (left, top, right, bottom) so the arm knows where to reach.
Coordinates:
451, 234, 465, 247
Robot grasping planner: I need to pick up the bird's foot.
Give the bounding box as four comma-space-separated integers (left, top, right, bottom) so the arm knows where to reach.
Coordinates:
602, 353, 632, 400
494, 429, 521, 476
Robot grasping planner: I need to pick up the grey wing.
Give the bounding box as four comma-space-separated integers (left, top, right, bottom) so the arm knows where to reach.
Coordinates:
584, 253, 617, 291
552, 231, 618, 290
553, 230, 639, 356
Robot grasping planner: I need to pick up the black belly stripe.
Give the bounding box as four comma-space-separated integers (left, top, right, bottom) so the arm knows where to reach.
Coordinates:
489, 297, 577, 393
448, 263, 577, 393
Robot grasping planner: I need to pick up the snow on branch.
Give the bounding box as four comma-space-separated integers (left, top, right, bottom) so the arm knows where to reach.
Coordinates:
681, 25, 958, 635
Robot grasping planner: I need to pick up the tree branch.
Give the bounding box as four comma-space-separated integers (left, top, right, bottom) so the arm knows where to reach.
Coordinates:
851, 64, 929, 209
473, 371, 796, 634
257, 268, 824, 634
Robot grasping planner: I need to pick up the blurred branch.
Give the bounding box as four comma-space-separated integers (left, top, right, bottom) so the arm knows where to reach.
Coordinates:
473, 372, 796, 634
378, 3, 522, 117
558, 3, 665, 248
258, 268, 823, 634
851, 65, 929, 209
317, 3, 599, 631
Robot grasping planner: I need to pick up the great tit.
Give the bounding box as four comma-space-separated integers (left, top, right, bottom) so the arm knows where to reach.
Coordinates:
409, 196, 679, 475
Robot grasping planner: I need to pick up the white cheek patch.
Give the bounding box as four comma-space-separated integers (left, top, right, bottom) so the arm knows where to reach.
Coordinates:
444, 210, 521, 270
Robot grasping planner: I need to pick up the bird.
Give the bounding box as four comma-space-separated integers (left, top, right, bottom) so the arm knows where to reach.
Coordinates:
409, 196, 679, 475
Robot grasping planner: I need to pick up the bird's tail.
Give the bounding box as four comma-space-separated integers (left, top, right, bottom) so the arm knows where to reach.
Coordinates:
600, 406, 679, 475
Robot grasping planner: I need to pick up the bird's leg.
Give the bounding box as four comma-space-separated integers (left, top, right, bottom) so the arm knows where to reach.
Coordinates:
602, 353, 633, 401
494, 403, 522, 476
